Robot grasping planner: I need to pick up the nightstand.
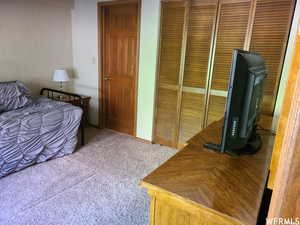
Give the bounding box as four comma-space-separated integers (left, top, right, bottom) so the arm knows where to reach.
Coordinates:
53, 95, 91, 127
40, 88, 91, 146
77, 96, 91, 127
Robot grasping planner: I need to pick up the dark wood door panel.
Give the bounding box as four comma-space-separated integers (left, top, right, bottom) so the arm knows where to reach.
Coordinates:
103, 3, 138, 135
106, 37, 137, 77
106, 78, 135, 134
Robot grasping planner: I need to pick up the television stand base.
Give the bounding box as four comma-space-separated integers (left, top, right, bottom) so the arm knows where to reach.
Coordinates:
204, 133, 262, 156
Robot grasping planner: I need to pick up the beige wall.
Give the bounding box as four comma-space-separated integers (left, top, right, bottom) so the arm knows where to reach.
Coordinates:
0, 0, 74, 95
71, 0, 101, 126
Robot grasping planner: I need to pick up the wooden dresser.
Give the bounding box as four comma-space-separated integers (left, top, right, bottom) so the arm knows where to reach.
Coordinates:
141, 116, 275, 225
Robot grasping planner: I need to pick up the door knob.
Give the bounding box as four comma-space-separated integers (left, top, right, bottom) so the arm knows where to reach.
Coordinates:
104, 77, 111, 81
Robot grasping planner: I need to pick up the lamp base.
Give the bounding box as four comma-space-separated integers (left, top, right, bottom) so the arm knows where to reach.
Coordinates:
59, 82, 64, 92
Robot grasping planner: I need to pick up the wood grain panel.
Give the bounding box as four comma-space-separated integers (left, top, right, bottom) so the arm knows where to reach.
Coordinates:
179, 92, 205, 145
268, 20, 300, 190
210, 1, 251, 91
183, 1, 217, 88
152, 191, 241, 225
207, 95, 227, 125
154, 88, 179, 147
103, 3, 138, 135
154, 2, 186, 147
250, 0, 294, 115
178, 0, 218, 147
142, 116, 274, 225
268, 21, 300, 217
205, 1, 250, 128
159, 2, 185, 86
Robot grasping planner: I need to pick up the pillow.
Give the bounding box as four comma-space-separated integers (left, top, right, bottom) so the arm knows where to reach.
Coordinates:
0, 81, 32, 113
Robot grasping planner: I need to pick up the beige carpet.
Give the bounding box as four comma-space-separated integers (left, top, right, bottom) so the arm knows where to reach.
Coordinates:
0, 128, 177, 225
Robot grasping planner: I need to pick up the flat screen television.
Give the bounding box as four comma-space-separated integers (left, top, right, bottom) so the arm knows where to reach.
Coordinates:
204, 49, 267, 155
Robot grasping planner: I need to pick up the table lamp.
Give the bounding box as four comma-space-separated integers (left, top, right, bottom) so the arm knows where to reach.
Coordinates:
52, 69, 70, 91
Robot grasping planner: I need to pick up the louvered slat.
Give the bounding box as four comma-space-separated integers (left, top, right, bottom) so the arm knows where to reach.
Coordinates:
183, 2, 217, 88
179, 92, 205, 144
250, 0, 294, 115
207, 96, 227, 126
211, 1, 251, 91
159, 3, 185, 86
207, 0, 251, 125
179, 0, 218, 145
154, 0, 294, 148
154, 2, 186, 147
155, 89, 179, 146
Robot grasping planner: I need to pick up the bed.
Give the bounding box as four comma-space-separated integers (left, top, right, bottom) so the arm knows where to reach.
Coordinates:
0, 81, 83, 178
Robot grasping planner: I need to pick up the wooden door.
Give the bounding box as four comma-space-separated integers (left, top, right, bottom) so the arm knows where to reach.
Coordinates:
102, 3, 138, 135
206, 0, 252, 126
206, 0, 295, 126
153, 0, 295, 148
153, 1, 187, 147
249, 0, 295, 115
179, 0, 218, 146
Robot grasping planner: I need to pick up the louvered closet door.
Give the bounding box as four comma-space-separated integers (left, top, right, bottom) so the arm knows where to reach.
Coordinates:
206, 0, 251, 126
154, 2, 186, 147
178, 0, 218, 145
249, 0, 295, 115
154, 0, 294, 148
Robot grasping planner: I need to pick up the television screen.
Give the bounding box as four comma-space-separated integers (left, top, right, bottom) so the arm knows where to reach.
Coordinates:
204, 49, 267, 155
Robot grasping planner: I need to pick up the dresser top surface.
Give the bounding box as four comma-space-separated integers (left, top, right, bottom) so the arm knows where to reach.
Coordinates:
141, 116, 274, 225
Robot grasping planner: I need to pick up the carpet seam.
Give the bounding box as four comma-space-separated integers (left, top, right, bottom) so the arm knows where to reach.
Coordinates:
9, 172, 97, 221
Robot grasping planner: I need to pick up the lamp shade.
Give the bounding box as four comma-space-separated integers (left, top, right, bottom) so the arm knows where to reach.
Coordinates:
52, 70, 70, 82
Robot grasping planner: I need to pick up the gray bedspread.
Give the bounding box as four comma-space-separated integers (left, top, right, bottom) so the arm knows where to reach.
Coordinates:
0, 97, 83, 178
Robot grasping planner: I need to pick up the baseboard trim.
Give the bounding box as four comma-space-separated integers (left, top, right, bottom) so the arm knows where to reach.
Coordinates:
87, 124, 101, 129
135, 137, 153, 144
